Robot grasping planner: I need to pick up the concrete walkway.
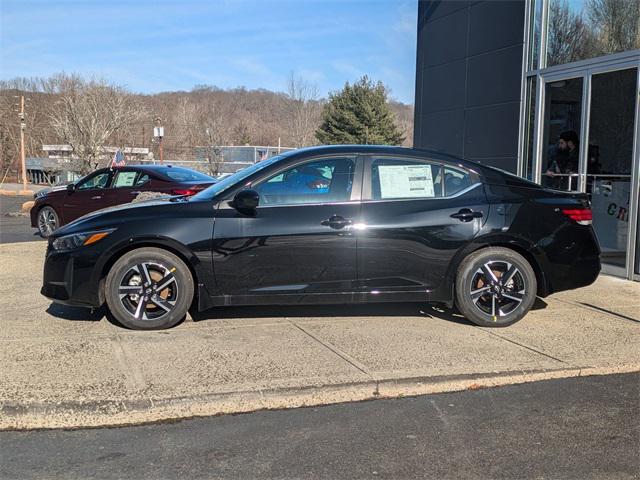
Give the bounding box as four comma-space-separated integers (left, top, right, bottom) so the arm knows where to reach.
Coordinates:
1, 241, 639, 430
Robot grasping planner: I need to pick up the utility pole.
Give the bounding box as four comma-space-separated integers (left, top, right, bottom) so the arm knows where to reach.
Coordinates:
18, 95, 27, 191
154, 121, 164, 164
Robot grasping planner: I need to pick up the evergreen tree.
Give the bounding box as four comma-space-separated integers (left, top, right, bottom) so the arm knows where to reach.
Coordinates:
315, 76, 405, 145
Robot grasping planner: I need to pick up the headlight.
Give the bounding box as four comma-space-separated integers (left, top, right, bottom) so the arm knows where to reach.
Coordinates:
51, 229, 115, 251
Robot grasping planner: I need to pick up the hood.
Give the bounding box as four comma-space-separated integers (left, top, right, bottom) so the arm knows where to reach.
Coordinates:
57, 196, 182, 235
34, 185, 68, 199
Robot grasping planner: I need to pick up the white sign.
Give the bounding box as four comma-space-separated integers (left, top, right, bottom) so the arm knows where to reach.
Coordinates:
591, 180, 630, 252
153, 126, 164, 138
378, 164, 435, 199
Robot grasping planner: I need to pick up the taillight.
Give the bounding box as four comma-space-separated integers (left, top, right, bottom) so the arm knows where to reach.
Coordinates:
561, 208, 592, 225
171, 185, 205, 196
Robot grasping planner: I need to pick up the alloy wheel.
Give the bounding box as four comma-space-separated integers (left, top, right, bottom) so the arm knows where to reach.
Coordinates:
469, 261, 526, 319
38, 208, 57, 237
118, 262, 179, 321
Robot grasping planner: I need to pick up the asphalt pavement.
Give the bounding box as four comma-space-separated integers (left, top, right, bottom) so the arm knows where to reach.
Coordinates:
0, 195, 43, 244
1, 373, 638, 480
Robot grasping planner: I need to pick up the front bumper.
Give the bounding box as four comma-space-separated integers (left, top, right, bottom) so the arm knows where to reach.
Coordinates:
41, 244, 104, 307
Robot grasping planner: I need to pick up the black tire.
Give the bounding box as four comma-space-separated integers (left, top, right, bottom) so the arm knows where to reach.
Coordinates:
105, 247, 194, 330
455, 247, 536, 327
37, 205, 59, 237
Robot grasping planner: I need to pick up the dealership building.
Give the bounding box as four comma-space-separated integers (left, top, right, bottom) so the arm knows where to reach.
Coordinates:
414, 0, 640, 280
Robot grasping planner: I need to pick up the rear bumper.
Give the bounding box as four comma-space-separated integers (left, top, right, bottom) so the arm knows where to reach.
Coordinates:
539, 225, 601, 296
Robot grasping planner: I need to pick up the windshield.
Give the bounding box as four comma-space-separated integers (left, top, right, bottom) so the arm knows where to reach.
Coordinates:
156, 167, 214, 182
190, 154, 285, 201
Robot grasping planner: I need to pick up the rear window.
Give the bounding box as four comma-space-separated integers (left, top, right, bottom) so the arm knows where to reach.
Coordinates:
155, 167, 213, 182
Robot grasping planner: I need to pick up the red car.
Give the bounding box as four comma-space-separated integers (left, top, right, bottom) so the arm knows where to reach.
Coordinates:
31, 165, 216, 237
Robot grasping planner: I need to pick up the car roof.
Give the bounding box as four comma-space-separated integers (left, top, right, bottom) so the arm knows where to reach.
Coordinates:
282, 145, 538, 188
284, 145, 478, 169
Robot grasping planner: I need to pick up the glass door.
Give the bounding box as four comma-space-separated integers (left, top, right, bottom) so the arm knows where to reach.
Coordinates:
587, 67, 638, 274
538, 66, 639, 278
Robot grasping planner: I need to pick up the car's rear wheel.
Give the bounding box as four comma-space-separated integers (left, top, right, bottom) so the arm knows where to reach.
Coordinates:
37, 206, 59, 237
105, 248, 194, 330
455, 247, 536, 327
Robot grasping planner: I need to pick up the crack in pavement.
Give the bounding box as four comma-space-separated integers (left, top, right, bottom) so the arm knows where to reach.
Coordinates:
287, 319, 379, 393
110, 335, 147, 391
477, 328, 567, 364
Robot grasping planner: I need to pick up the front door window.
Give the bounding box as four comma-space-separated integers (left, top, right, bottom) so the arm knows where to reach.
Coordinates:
254, 157, 355, 205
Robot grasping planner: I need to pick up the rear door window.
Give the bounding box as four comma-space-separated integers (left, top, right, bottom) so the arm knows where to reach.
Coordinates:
370, 158, 443, 200
444, 166, 474, 196
111, 171, 139, 188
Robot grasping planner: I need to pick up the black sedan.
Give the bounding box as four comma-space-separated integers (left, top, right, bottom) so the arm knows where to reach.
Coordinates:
41, 145, 600, 330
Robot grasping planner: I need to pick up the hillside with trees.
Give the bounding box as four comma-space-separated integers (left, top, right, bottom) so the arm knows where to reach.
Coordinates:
0, 73, 413, 178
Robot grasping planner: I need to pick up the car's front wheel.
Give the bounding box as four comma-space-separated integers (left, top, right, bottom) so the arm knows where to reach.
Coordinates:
37, 206, 59, 237
455, 247, 537, 327
105, 248, 194, 330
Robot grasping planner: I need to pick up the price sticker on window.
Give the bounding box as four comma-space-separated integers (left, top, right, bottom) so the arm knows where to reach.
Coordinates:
378, 164, 435, 199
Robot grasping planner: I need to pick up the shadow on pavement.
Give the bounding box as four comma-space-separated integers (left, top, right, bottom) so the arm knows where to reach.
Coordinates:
46, 303, 106, 322
45, 297, 549, 329
193, 302, 476, 326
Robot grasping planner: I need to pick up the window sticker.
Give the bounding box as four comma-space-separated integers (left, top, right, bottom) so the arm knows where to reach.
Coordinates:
114, 171, 138, 188
378, 164, 435, 199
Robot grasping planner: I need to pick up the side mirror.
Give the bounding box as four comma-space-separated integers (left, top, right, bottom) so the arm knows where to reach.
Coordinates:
66, 183, 76, 193
232, 189, 260, 211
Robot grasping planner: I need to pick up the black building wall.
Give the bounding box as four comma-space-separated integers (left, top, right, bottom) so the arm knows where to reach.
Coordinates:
413, 0, 526, 172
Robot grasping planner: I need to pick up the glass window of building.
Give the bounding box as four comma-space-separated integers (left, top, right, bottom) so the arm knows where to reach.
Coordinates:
528, 0, 544, 69
540, 77, 583, 191
546, 0, 640, 67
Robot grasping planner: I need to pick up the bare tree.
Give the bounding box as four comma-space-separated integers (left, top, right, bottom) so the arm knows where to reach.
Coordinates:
1, 73, 415, 168
49, 78, 145, 173
547, 0, 593, 66
284, 72, 321, 147
586, 0, 640, 55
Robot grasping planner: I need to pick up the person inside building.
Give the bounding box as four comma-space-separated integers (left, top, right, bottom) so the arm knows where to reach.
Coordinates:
545, 130, 579, 190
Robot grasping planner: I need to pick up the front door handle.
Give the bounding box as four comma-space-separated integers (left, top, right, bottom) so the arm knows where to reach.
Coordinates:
450, 208, 483, 222
91, 195, 103, 200
321, 215, 353, 230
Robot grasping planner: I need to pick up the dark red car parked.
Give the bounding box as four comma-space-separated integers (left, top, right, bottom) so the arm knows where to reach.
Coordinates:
31, 165, 216, 236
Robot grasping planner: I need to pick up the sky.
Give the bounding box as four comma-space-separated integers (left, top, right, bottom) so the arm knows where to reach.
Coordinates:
0, 0, 418, 103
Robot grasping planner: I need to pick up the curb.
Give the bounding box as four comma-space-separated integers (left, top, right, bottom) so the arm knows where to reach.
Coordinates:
0, 190, 35, 197
2, 364, 638, 431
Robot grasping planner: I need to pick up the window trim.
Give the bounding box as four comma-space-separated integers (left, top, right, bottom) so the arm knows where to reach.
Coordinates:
361, 155, 481, 203
220, 154, 363, 209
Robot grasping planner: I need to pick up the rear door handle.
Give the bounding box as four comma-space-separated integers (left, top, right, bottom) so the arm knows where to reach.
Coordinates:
450, 209, 483, 222
91, 195, 103, 200
130, 191, 142, 195
321, 215, 353, 230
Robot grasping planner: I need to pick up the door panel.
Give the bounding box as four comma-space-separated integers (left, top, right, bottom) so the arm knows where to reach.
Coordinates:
101, 169, 144, 208
357, 186, 488, 293
212, 203, 360, 297
211, 155, 361, 299
358, 155, 488, 294
62, 170, 112, 222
